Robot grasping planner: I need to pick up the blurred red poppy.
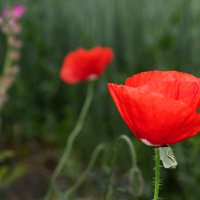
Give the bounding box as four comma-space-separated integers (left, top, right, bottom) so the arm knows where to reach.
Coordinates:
108, 70, 200, 146
60, 47, 114, 84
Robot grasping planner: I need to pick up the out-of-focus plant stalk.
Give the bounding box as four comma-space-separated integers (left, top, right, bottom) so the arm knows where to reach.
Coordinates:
105, 143, 117, 200
65, 143, 105, 198
0, 5, 25, 111
3, 43, 12, 74
44, 80, 95, 200
105, 135, 143, 199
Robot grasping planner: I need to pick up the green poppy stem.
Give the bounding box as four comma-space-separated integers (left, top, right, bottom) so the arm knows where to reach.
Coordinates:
105, 135, 143, 199
44, 80, 95, 200
153, 147, 160, 200
64, 143, 105, 198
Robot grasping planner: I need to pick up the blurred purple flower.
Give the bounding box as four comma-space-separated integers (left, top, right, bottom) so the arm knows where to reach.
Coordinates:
2, 5, 26, 19
13, 5, 26, 19
2, 8, 9, 17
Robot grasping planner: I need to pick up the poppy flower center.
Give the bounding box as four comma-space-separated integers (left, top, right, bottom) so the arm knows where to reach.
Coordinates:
88, 74, 98, 80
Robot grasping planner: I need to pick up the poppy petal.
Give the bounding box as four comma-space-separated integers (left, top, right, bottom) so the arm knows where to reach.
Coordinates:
125, 70, 200, 88
146, 81, 200, 108
108, 83, 200, 146
60, 47, 114, 84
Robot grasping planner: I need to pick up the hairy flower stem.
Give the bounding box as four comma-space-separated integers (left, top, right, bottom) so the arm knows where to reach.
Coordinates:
44, 80, 95, 200
153, 147, 160, 200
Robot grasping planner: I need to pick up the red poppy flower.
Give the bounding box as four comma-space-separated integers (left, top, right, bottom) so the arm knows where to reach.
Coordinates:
60, 47, 114, 84
108, 70, 200, 146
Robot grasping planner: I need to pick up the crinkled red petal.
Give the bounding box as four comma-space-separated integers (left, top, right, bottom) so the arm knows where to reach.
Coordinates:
108, 83, 200, 146
126, 70, 200, 88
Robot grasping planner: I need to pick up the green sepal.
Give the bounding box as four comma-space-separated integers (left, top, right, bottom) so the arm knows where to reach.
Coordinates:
159, 146, 177, 169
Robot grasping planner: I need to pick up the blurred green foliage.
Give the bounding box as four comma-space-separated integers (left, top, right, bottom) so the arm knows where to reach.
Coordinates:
0, 150, 26, 190
1, 0, 200, 199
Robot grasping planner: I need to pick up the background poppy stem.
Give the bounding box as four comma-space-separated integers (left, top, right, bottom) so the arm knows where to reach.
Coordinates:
64, 143, 105, 198
153, 147, 160, 200
44, 80, 95, 200
104, 135, 143, 199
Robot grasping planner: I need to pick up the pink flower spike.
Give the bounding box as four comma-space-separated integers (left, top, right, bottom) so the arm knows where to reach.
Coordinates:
2, 8, 10, 17
12, 5, 26, 19
0, 16, 3, 25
